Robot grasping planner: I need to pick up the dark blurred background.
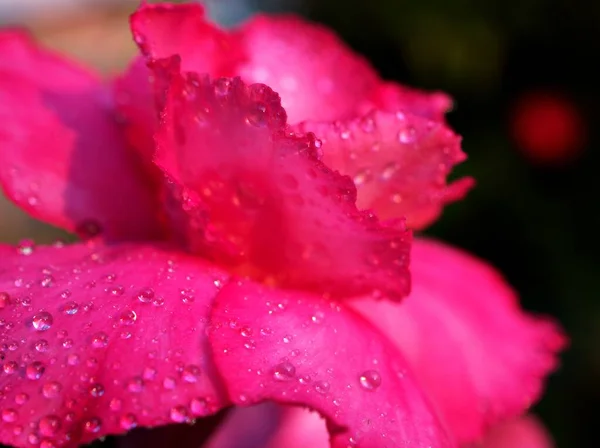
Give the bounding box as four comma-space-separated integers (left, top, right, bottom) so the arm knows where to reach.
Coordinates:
0, 0, 597, 446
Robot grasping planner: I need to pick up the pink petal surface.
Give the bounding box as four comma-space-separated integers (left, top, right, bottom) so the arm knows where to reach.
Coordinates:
204, 403, 329, 448
363, 82, 454, 121
154, 68, 411, 300
0, 32, 162, 241
112, 57, 158, 169
351, 239, 566, 444
0, 242, 230, 447
131, 3, 237, 76
231, 15, 379, 123
475, 415, 554, 448
295, 111, 473, 229
208, 280, 454, 448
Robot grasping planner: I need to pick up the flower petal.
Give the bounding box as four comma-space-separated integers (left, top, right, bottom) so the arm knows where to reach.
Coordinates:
0, 242, 230, 447
131, 2, 237, 76
476, 415, 554, 448
0, 31, 162, 240
232, 15, 379, 123
208, 280, 453, 448
154, 68, 411, 300
294, 111, 473, 229
350, 239, 566, 444
204, 403, 329, 448
364, 82, 453, 121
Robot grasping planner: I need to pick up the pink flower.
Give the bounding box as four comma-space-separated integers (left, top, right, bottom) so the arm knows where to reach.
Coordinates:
0, 3, 565, 448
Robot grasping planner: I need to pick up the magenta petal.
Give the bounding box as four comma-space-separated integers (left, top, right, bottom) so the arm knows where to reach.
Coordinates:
232, 15, 379, 123
208, 281, 453, 448
204, 403, 329, 448
477, 416, 555, 448
295, 111, 473, 229
0, 242, 230, 447
350, 239, 566, 444
131, 2, 237, 75
154, 70, 411, 300
0, 32, 162, 240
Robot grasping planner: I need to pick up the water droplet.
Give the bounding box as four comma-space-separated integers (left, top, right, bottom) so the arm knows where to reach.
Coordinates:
182, 365, 201, 383
240, 327, 253, 337
119, 310, 137, 326
14, 393, 29, 405
353, 169, 372, 186
119, 413, 137, 430
311, 311, 325, 324
62, 338, 74, 349
33, 339, 49, 353
0, 292, 10, 308
398, 127, 416, 144
109, 398, 122, 412
246, 102, 268, 127
3, 361, 18, 374
380, 162, 398, 181
163, 376, 177, 390
31, 311, 53, 331
180, 289, 195, 303
273, 361, 296, 381
84, 417, 102, 433
61, 301, 79, 315
106, 285, 124, 296
143, 367, 157, 380
17, 240, 35, 256
1, 408, 17, 422
314, 381, 330, 394
214, 78, 232, 96
359, 370, 382, 391
126, 377, 144, 393
26, 361, 45, 380
282, 335, 292, 343
67, 354, 80, 366
169, 405, 190, 423
137, 288, 154, 303
42, 381, 61, 398
91, 332, 109, 348
40, 275, 54, 288
39, 415, 61, 436
89, 383, 105, 398
190, 397, 208, 416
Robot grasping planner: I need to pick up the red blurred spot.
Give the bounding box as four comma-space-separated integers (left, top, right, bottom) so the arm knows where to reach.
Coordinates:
511, 91, 586, 165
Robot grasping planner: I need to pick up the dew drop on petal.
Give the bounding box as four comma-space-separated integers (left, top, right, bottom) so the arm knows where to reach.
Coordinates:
34, 339, 49, 352
273, 361, 296, 381
89, 383, 105, 398
31, 312, 53, 331
39, 415, 61, 436
119, 413, 138, 430
26, 361, 45, 380
1, 408, 17, 423
61, 301, 79, 315
181, 365, 201, 383
42, 381, 62, 398
84, 417, 102, 433
359, 370, 382, 391
169, 405, 190, 423
137, 288, 155, 303
90, 332, 109, 348
314, 380, 330, 394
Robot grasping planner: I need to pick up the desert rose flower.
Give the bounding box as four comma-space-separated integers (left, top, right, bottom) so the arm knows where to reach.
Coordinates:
0, 2, 564, 448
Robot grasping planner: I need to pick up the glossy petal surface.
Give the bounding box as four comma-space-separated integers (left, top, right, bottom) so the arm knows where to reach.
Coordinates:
477, 416, 554, 448
0, 242, 229, 447
232, 15, 379, 123
154, 71, 411, 300
131, 3, 236, 75
0, 32, 162, 240
351, 239, 566, 444
208, 281, 453, 448
295, 111, 473, 229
